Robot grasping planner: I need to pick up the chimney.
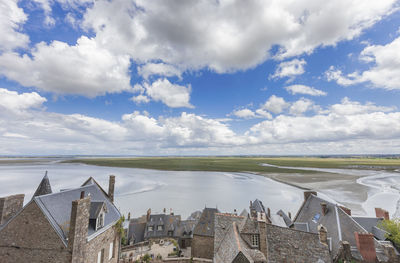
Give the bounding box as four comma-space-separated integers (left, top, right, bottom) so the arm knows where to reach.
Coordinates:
288, 212, 292, 219
80, 191, 85, 199
354, 232, 376, 263
233, 209, 237, 215
382, 243, 397, 263
146, 208, 151, 222
128, 212, 131, 221
339, 206, 351, 216
339, 241, 352, 261
304, 191, 317, 201
267, 207, 271, 218
0, 194, 25, 225
258, 219, 267, 255
170, 208, 174, 215
108, 175, 115, 202
320, 203, 328, 216
375, 208, 389, 220
68, 195, 91, 263
318, 225, 328, 247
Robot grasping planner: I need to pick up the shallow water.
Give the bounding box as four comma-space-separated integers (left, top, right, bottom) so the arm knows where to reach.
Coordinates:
0, 162, 305, 218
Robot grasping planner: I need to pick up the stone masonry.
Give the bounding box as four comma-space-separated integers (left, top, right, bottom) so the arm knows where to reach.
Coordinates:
0, 201, 71, 263
85, 224, 119, 263
0, 194, 24, 225
191, 235, 214, 259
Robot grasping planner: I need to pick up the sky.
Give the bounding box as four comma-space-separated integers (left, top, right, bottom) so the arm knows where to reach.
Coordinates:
1, 0, 400, 155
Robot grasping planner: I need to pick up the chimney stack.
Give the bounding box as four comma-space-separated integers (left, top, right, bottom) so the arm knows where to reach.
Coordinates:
288, 212, 292, 219
339, 241, 352, 261
80, 191, 85, 199
108, 175, 115, 202
318, 225, 328, 247
267, 208, 271, 218
339, 206, 351, 216
320, 203, 328, 216
128, 212, 131, 221
304, 191, 317, 201
0, 194, 24, 225
170, 208, 174, 215
68, 195, 91, 263
375, 208, 389, 220
146, 208, 151, 222
354, 232, 376, 263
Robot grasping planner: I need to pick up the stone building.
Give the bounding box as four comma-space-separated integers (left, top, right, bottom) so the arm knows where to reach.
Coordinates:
213, 210, 332, 263
191, 207, 219, 259
293, 191, 399, 263
0, 174, 121, 263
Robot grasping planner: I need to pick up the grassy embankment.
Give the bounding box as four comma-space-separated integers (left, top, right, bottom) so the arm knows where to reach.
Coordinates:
65, 157, 400, 173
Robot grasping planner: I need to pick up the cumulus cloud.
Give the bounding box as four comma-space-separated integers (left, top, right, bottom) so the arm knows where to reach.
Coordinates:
138, 63, 182, 80
270, 59, 306, 80
0, 0, 29, 51
81, 0, 397, 73
1, 88, 400, 155
326, 37, 400, 90
285, 84, 327, 96
131, 95, 150, 104
232, 109, 256, 119
0, 88, 47, 114
137, 79, 193, 108
261, 95, 289, 114
289, 98, 316, 116
0, 37, 132, 97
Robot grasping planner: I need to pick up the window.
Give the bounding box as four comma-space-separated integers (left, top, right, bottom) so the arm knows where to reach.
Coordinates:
97, 212, 104, 230
157, 225, 163, 231
108, 242, 114, 260
148, 226, 153, 231
168, 230, 173, 236
97, 249, 104, 263
251, 234, 259, 247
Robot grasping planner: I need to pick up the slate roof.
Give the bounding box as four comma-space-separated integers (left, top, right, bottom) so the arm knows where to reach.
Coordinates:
239, 215, 259, 234
251, 199, 265, 213
32, 172, 52, 198
144, 214, 181, 239
89, 201, 106, 219
276, 209, 293, 227
352, 216, 388, 241
214, 214, 266, 263
33, 179, 121, 246
175, 220, 197, 238
193, 207, 219, 237
128, 220, 146, 244
293, 193, 392, 262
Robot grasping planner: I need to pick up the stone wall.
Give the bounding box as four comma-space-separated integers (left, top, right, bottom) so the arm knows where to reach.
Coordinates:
69, 196, 90, 263
86, 225, 120, 263
264, 224, 332, 263
191, 235, 214, 259
0, 201, 71, 263
0, 194, 24, 225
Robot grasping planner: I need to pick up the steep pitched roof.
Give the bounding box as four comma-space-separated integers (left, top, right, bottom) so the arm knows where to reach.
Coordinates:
144, 214, 181, 239
32, 172, 52, 198
251, 199, 265, 213
89, 201, 106, 219
34, 180, 121, 246
193, 207, 219, 237
128, 220, 146, 244
239, 215, 259, 234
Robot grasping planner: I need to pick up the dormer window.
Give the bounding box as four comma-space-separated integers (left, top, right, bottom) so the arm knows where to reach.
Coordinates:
251, 234, 259, 247
97, 212, 104, 230
148, 226, 154, 231
157, 225, 163, 231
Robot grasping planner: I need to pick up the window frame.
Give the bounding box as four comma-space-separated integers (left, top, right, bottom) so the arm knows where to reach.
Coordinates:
251, 234, 259, 247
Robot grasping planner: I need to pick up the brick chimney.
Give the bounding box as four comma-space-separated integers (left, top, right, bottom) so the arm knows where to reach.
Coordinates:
318, 225, 328, 247
267, 207, 271, 218
339, 206, 351, 216
354, 232, 376, 263
146, 208, 151, 222
320, 202, 328, 216
108, 175, 115, 202
68, 194, 91, 263
375, 208, 389, 220
0, 194, 24, 225
304, 191, 317, 201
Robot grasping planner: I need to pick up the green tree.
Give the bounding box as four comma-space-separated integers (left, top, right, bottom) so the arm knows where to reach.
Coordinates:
379, 218, 400, 247
115, 216, 127, 245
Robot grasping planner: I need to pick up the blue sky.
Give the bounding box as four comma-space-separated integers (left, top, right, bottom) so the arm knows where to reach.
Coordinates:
1, 0, 400, 155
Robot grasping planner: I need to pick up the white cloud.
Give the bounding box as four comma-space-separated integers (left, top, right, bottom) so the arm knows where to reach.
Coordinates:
232, 109, 256, 119
289, 98, 315, 116
261, 95, 289, 114
0, 88, 47, 114
0, 0, 29, 51
81, 0, 397, 73
2, 88, 400, 155
285, 84, 327, 96
255, 109, 272, 119
326, 37, 400, 90
142, 79, 193, 108
130, 94, 150, 104
0, 37, 132, 97
138, 63, 182, 80
271, 59, 306, 79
